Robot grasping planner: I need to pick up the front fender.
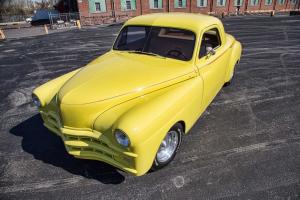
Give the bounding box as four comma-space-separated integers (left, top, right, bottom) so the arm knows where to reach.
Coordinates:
113, 77, 203, 175
33, 68, 81, 106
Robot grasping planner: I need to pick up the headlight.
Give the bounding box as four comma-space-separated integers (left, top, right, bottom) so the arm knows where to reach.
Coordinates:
32, 94, 41, 108
114, 129, 130, 147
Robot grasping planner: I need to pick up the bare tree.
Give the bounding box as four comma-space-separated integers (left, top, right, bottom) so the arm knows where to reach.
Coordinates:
0, 0, 54, 17
35, 0, 51, 9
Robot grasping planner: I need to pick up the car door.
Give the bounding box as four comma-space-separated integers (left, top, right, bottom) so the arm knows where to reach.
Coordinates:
196, 26, 229, 110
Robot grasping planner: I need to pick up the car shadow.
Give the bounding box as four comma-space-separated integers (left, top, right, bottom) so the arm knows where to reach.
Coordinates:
10, 114, 125, 184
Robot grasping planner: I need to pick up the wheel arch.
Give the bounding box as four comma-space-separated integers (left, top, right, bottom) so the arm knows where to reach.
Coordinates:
112, 78, 202, 175
225, 40, 242, 83
177, 120, 186, 134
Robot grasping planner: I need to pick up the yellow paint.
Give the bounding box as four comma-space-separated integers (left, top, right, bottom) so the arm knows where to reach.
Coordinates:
44, 24, 48, 34
33, 13, 242, 176
0, 29, 5, 39
76, 20, 81, 29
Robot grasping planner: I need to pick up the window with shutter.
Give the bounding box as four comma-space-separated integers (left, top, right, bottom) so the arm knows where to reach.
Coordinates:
217, 0, 226, 6
234, 0, 243, 6
89, 0, 106, 13
131, 0, 136, 9
250, 0, 259, 5
265, 0, 272, 5
197, 0, 208, 7
278, 0, 285, 4
174, 0, 186, 8
150, 0, 163, 9
121, 0, 136, 11
126, 0, 132, 9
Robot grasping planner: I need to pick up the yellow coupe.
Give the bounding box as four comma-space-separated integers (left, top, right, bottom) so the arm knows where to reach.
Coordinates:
32, 13, 242, 176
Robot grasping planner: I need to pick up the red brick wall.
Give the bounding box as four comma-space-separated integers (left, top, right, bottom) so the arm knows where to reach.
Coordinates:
77, 0, 296, 25
245, 0, 261, 12
274, 0, 288, 11
258, 0, 274, 12
212, 0, 230, 15
288, 0, 300, 10
78, 0, 90, 16
190, 0, 211, 14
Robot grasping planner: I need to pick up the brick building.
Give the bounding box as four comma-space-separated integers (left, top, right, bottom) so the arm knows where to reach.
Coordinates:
77, 0, 300, 25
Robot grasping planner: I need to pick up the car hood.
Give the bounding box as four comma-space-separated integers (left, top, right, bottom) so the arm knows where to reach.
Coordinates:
58, 51, 195, 105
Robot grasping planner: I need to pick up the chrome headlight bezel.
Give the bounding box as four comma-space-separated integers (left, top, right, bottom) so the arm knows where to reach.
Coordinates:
32, 94, 41, 108
114, 129, 130, 147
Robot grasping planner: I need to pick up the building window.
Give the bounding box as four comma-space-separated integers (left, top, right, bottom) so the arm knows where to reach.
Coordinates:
150, 0, 163, 9
174, 0, 186, 8
278, 0, 285, 4
178, 0, 183, 7
265, 0, 272, 5
121, 0, 136, 11
217, 0, 226, 6
89, 0, 106, 13
197, 0, 208, 7
154, 0, 159, 8
95, 2, 101, 11
126, 0, 132, 9
291, 0, 297, 4
249, 0, 259, 5
234, 0, 243, 6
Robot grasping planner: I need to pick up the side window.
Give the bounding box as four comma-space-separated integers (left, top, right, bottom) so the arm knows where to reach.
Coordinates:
199, 28, 221, 58
126, 26, 146, 43
114, 26, 147, 51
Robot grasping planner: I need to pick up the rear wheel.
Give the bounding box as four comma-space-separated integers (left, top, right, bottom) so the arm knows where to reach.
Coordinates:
151, 123, 183, 171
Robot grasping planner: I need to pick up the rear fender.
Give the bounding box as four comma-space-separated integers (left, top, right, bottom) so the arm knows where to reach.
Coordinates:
225, 40, 242, 82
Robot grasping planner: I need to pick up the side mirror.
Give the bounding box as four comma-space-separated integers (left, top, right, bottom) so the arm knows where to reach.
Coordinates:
206, 46, 216, 57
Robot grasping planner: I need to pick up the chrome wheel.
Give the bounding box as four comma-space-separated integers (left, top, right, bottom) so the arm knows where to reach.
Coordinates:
156, 130, 179, 163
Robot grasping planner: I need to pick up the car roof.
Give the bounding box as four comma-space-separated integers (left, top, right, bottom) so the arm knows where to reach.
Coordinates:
125, 13, 221, 34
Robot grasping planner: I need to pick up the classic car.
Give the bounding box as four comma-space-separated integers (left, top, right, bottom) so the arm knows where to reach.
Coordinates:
32, 13, 242, 176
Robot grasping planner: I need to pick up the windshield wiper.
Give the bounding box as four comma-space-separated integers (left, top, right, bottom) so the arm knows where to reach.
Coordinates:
127, 50, 166, 59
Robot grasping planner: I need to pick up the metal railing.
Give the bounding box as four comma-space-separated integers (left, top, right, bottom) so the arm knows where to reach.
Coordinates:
0, 14, 31, 23
49, 12, 80, 29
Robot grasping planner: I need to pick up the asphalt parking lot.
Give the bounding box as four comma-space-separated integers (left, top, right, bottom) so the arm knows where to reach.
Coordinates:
0, 15, 300, 199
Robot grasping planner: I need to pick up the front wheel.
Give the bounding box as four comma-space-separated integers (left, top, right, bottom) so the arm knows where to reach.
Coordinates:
151, 123, 183, 171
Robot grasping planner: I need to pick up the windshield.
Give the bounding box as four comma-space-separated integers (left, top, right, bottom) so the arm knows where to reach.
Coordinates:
113, 25, 196, 61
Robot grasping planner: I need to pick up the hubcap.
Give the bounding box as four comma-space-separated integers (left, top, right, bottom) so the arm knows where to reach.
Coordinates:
156, 130, 179, 163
